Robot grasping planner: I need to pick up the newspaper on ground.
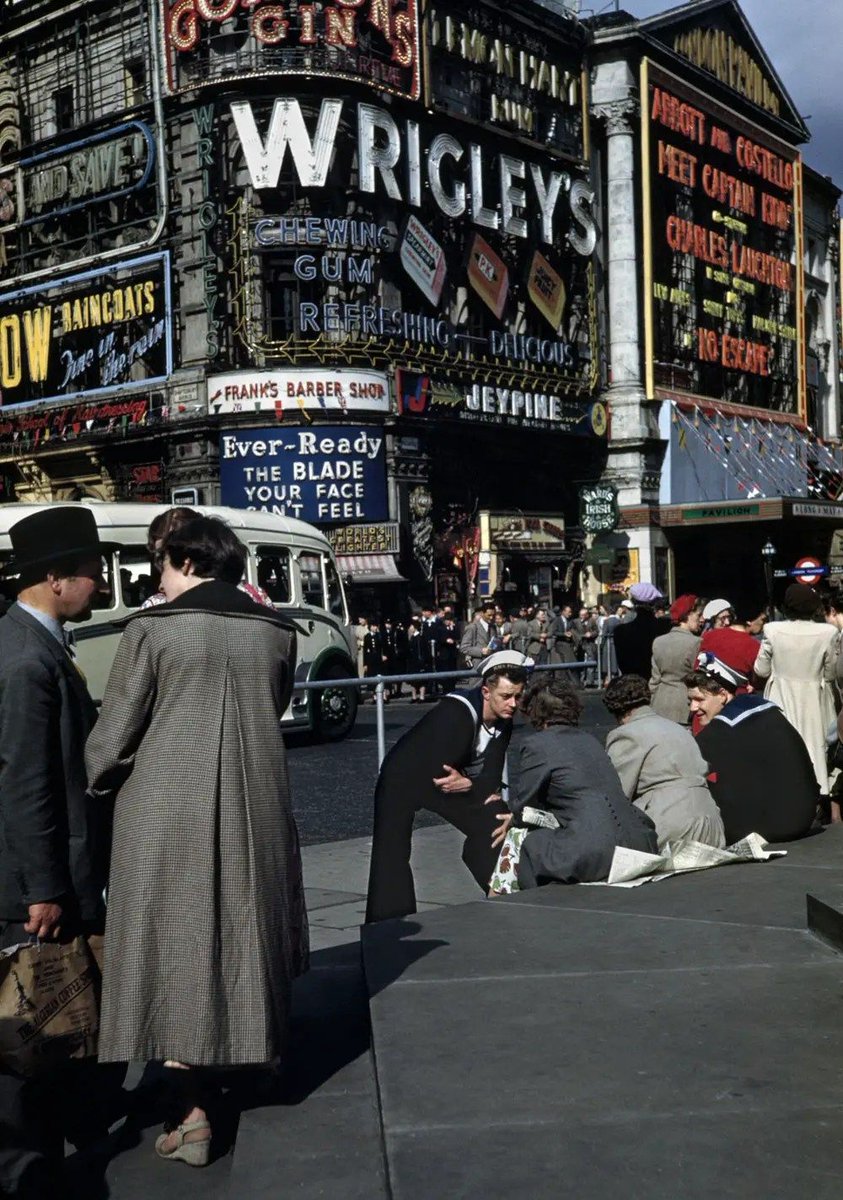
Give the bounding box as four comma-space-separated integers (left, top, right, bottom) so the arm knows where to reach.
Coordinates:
594, 831, 786, 888
490, 820, 786, 895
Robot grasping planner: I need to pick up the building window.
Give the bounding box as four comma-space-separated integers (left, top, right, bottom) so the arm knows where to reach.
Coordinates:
53, 86, 75, 133
124, 60, 147, 108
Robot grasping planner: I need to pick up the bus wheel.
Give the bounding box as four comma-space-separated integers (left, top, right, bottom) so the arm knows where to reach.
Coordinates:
313, 663, 358, 742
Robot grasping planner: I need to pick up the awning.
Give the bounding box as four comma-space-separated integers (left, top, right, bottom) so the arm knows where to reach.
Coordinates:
337, 554, 407, 584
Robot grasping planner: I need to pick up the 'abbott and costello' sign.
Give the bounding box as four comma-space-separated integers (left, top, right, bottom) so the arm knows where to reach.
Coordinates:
644, 61, 801, 413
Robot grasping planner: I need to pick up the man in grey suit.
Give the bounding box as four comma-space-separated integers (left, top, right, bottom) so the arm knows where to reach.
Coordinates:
459, 603, 499, 668
0, 506, 111, 1197
551, 603, 577, 666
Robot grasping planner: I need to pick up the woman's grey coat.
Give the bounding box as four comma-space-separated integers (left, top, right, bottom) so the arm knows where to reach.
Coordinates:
511, 726, 658, 887
649, 626, 700, 724
86, 583, 308, 1066
605, 706, 725, 849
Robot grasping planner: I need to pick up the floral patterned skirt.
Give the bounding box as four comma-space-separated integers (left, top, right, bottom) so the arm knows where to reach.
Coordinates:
489, 826, 530, 894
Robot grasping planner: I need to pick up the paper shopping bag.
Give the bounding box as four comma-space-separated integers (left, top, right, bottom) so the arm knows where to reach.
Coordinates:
0, 937, 100, 1077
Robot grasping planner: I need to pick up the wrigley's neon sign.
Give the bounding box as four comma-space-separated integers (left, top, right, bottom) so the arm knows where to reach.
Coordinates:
230, 98, 597, 253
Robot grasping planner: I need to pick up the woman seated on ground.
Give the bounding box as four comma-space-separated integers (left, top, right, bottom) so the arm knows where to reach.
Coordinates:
493, 676, 658, 890
686, 650, 819, 845
603, 675, 725, 850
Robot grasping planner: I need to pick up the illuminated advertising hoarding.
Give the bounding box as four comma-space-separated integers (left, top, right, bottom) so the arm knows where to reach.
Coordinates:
225, 91, 598, 406
0, 123, 160, 275
0, 251, 172, 410
163, 0, 421, 100
642, 60, 804, 415
219, 424, 388, 522
426, 2, 587, 160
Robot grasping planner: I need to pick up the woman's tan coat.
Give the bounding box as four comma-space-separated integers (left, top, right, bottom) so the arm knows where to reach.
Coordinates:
86, 581, 308, 1066
649, 626, 700, 724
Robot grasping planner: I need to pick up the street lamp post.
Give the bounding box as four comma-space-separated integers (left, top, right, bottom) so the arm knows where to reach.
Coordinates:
761, 540, 776, 616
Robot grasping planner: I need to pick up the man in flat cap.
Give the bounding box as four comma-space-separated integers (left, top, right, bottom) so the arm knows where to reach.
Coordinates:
0, 506, 111, 1196
366, 650, 530, 923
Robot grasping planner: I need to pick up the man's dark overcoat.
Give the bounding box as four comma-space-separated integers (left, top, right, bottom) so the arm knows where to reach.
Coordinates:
613, 609, 671, 678
0, 604, 106, 923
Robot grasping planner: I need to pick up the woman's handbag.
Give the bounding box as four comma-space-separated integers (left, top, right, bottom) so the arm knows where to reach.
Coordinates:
0, 936, 101, 1076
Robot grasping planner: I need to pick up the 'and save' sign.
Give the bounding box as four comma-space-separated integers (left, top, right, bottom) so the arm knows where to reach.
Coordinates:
219, 425, 387, 524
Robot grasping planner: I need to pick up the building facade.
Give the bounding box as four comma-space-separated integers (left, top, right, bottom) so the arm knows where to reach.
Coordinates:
589, 0, 842, 612
1, 0, 841, 616
0, 0, 608, 615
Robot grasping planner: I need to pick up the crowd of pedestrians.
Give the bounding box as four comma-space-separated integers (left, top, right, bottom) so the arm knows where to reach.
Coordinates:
351, 596, 636, 697
3, 500, 843, 1194
366, 575, 843, 916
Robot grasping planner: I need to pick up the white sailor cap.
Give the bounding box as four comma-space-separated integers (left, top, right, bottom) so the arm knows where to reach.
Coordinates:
694, 649, 748, 689
478, 650, 534, 677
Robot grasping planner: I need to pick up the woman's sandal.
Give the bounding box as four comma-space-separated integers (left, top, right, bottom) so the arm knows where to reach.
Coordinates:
154, 1119, 212, 1167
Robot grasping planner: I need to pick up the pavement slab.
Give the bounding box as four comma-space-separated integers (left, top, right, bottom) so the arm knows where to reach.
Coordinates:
228, 939, 388, 1198
385, 1107, 843, 1200
363, 824, 843, 1198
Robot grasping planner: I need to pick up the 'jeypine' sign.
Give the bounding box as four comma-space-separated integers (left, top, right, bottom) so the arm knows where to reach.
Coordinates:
219, 425, 388, 523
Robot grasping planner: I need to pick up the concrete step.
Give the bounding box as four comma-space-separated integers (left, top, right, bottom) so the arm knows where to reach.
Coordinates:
226, 941, 388, 1199
362, 826, 843, 1198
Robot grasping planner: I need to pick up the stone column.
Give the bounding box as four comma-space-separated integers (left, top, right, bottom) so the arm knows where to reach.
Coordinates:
594, 97, 642, 393
592, 92, 661, 510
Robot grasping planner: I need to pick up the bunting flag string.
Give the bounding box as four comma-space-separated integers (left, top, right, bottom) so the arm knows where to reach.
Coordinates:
669, 402, 843, 503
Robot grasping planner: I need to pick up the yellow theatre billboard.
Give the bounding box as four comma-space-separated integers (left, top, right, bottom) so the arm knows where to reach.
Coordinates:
0, 252, 172, 409
641, 58, 804, 418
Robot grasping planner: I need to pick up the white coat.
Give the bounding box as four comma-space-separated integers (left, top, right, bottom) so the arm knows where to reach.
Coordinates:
753, 619, 839, 793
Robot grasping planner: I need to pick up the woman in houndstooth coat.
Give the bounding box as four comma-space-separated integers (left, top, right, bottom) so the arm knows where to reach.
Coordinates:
86, 515, 308, 1166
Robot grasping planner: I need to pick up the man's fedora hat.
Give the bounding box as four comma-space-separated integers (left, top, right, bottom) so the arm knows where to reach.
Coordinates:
2, 506, 111, 579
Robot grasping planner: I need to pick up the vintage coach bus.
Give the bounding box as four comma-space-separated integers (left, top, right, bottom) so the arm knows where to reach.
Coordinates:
0, 502, 359, 740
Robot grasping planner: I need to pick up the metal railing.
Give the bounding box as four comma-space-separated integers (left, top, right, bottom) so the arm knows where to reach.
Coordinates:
293, 660, 593, 767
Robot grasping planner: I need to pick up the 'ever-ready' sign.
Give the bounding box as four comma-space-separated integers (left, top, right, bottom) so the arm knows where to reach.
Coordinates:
219, 425, 388, 524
